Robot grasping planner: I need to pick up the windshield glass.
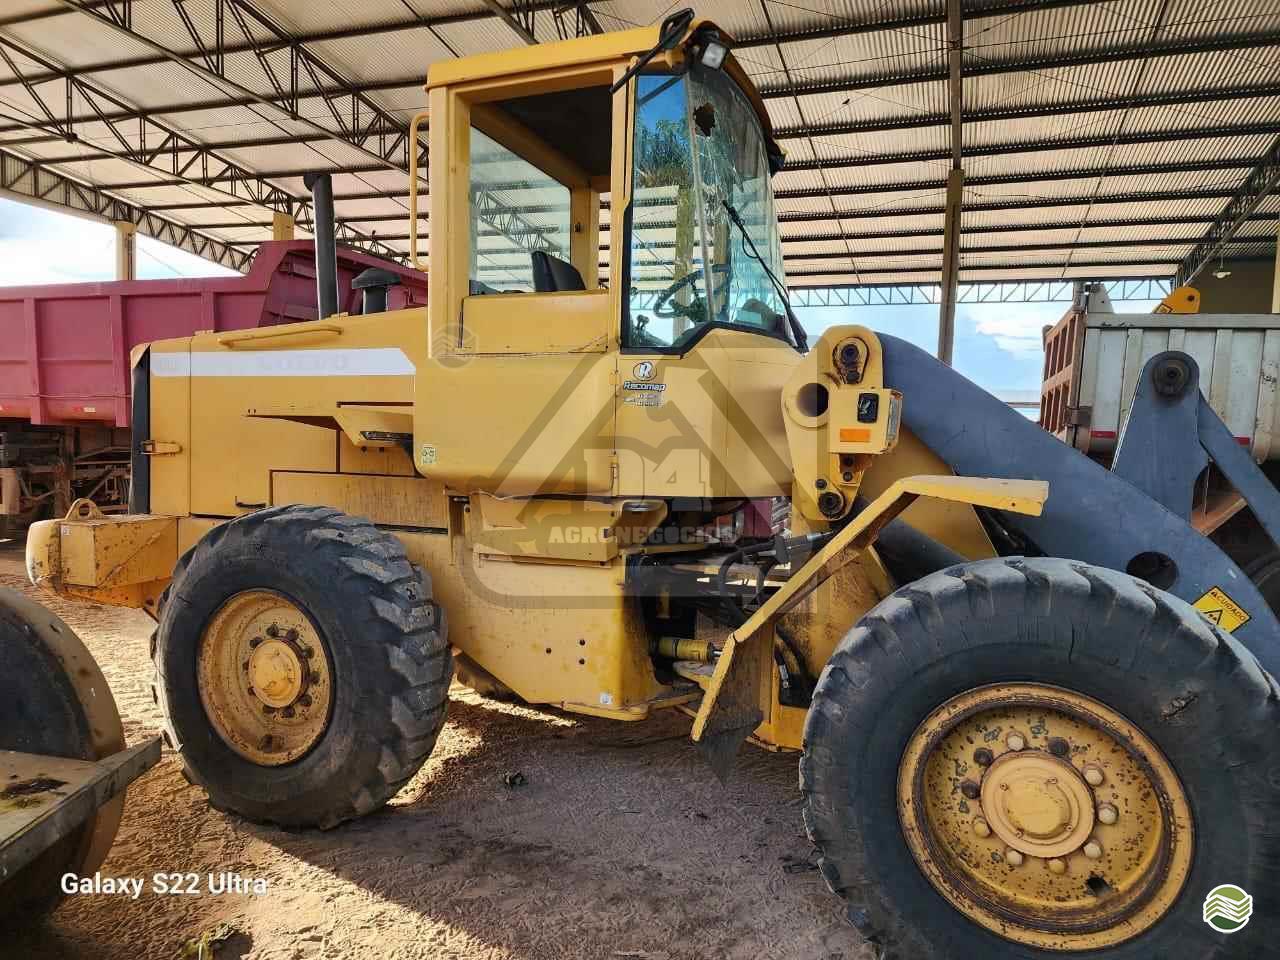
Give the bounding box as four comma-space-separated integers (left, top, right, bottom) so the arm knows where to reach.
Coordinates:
625, 65, 789, 349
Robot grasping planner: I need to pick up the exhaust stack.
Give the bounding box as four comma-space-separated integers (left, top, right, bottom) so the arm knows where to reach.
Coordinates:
303, 172, 339, 320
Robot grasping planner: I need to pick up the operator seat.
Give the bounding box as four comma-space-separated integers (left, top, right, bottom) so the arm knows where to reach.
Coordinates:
530, 250, 586, 293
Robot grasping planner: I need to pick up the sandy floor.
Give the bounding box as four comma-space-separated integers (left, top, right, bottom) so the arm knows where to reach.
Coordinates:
2, 547, 869, 960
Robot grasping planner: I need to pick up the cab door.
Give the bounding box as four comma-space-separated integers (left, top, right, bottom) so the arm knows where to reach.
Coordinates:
414, 75, 618, 498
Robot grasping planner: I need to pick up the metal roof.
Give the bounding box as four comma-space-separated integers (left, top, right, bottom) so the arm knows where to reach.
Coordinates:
0, 0, 1277, 293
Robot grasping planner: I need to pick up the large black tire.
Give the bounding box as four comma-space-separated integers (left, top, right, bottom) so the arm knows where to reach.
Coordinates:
801, 556, 1279, 960
154, 505, 451, 829
0, 588, 125, 924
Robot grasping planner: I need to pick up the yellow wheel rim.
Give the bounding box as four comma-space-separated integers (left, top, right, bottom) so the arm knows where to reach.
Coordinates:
897, 683, 1193, 951
197, 590, 332, 766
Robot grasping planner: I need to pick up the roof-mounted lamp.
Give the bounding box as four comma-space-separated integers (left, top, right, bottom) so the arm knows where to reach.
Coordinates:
692, 29, 729, 70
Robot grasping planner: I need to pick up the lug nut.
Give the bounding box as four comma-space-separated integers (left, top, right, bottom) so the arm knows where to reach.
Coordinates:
1005, 849, 1024, 867
1047, 858, 1067, 875
310, 672, 321, 685
298, 693, 312, 707
266, 625, 279, 638
960, 780, 980, 800
973, 817, 992, 838
1048, 737, 1070, 757
300, 646, 315, 659
1006, 732, 1026, 751
249, 636, 263, 648
1084, 765, 1105, 787
262, 704, 276, 715
281, 706, 295, 719
1097, 804, 1118, 825
973, 748, 994, 767
1083, 840, 1103, 860
286, 628, 299, 642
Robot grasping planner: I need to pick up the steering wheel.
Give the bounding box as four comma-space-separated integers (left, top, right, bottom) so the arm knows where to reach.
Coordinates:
651, 265, 732, 319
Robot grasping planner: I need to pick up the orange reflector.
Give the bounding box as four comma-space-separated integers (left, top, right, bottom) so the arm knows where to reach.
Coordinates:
840, 427, 871, 443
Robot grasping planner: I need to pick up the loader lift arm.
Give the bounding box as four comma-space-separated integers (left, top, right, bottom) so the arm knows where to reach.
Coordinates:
879, 334, 1280, 676
691, 474, 1049, 777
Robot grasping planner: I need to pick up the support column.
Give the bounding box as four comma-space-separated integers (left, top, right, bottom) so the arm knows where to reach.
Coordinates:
272, 211, 295, 241
1272, 217, 1279, 313
937, 0, 965, 365
938, 169, 965, 365
112, 220, 137, 281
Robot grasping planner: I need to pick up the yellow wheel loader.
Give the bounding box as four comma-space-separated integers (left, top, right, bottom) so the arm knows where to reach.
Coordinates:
23, 11, 1278, 957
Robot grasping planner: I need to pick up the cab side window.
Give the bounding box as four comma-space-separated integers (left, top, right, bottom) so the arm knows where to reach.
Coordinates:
463, 84, 611, 297
468, 128, 572, 293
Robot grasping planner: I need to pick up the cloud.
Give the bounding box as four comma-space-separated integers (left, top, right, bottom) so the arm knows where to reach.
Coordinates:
963, 302, 1051, 356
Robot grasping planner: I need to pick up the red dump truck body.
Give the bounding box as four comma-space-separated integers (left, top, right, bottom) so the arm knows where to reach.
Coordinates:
0, 242, 426, 529
0, 241, 426, 427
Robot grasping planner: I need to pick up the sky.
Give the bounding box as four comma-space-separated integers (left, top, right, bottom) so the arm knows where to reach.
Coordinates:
0, 196, 1155, 399
0, 197, 239, 284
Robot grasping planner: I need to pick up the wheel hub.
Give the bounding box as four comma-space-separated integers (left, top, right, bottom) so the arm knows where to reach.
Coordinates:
247, 638, 306, 708
197, 590, 332, 766
982, 752, 1094, 858
897, 683, 1193, 951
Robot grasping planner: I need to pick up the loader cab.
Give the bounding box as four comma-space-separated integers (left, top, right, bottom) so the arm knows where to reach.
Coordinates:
412, 19, 799, 499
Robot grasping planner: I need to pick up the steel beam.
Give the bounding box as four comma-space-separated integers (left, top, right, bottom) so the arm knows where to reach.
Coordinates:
481, 0, 539, 45
0, 30, 404, 263
213, 217, 1276, 246
755, 31, 1280, 100
0, 148, 251, 271
785, 258, 1180, 281
2, 66, 1273, 149
10, 120, 1280, 176
775, 122, 1280, 173
0, 0, 1109, 75
771, 84, 1280, 140
51, 155, 1267, 201
40, 0, 557, 255
1177, 135, 1280, 286
138, 185, 1247, 220
785, 278, 1173, 307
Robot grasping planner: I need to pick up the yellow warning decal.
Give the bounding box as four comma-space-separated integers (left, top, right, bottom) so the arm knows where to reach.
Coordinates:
1193, 587, 1251, 633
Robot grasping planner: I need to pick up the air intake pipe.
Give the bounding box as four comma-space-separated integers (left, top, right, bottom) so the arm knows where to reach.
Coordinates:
352, 267, 401, 315
303, 172, 339, 320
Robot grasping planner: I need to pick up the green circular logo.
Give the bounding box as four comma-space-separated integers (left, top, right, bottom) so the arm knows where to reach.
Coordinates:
1203, 884, 1253, 933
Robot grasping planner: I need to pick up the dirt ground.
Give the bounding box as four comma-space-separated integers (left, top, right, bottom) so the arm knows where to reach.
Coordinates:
2, 547, 870, 960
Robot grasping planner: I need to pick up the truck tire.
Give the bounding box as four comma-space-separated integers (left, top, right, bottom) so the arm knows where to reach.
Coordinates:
153, 505, 451, 829
801, 556, 1278, 960
0, 588, 126, 923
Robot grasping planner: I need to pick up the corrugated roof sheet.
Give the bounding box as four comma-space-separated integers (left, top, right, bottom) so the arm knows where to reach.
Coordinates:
0, 0, 1274, 287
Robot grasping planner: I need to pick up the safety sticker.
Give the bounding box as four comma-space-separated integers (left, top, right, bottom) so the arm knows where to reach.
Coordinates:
1193, 587, 1250, 633
420, 443, 437, 466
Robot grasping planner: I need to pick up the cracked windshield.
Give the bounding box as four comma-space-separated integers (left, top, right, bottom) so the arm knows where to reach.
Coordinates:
626, 65, 789, 349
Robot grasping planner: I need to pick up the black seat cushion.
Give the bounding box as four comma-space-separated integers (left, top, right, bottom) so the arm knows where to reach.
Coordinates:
530, 250, 586, 293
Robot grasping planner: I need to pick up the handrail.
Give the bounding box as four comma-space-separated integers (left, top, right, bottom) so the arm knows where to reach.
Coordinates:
409, 109, 430, 272
217, 324, 343, 347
